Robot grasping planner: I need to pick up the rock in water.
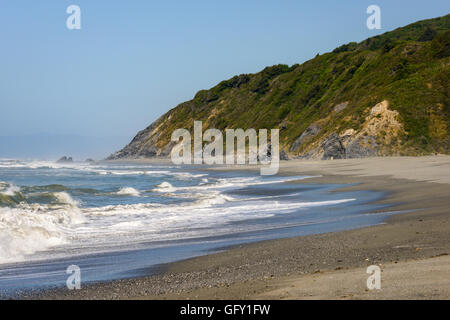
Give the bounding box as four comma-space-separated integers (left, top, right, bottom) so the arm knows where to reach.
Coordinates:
57, 156, 73, 163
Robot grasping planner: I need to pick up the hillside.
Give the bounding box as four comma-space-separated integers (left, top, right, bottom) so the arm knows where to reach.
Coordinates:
108, 15, 450, 160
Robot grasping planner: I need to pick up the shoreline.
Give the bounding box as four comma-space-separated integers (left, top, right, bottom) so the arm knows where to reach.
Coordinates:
26, 156, 450, 299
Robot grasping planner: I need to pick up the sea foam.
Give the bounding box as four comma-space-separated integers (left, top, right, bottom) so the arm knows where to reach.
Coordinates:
117, 187, 141, 197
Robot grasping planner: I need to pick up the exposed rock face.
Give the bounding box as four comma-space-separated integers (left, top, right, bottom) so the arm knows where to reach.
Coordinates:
333, 101, 349, 113
57, 156, 73, 163
108, 14, 450, 161
363, 100, 404, 144
108, 118, 291, 161
321, 133, 346, 160
290, 124, 321, 152
295, 100, 405, 160
341, 100, 403, 158
345, 137, 378, 158
280, 150, 289, 160
108, 97, 408, 162
107, 119, 163, 160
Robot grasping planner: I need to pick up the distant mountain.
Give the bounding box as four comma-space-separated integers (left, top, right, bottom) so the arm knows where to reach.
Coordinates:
108, 14, 450, 160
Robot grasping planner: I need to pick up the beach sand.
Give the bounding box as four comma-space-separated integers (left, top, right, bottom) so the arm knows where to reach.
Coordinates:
35, 156, 450, 300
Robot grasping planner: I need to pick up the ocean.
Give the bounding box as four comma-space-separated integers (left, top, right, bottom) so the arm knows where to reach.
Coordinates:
0, 159, 397, 296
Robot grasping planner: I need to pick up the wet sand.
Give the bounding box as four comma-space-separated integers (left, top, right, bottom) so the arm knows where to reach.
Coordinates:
33, 156, 450, 299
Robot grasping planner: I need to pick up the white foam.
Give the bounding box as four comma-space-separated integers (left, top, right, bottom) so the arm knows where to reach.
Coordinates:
153, 181, 177, 192
91, 169, 149, 176
110, 221, 144, 230
0, 184, 20, 196
0, 160, 86, 170
0, 165, 354, 265
0, 223, 66, 264
196, 193, 235, 206
54, 192, 79, 206
117, 187, 141, 197
0, 193, 356, 264
0, 195, 86, 264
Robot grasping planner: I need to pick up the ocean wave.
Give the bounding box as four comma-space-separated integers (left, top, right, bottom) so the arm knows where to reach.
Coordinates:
116, 187, 141, 197
54, 192, 80, 207
21, 184, 70, 193
0, 192, 85, 264
0, 182, 25, 206
0, 160, 89, 170
0, 184, 20, 196
153, 181, 177, 192
90, 169, 150, 176
0, 167, 356, 266
195, 193, 235, 206
0, 189, 356, 265
87, 169, 206, 181
152, 175, 312, 195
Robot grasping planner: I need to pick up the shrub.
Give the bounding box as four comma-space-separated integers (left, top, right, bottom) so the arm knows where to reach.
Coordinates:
418, 27, 437, 42
431, 30, 450, 58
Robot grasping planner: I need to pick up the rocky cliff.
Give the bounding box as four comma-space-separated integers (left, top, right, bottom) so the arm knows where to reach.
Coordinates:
108, 15, 450, 160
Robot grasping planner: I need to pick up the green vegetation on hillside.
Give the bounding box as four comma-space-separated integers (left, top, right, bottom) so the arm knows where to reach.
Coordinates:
109, 14, 450, 160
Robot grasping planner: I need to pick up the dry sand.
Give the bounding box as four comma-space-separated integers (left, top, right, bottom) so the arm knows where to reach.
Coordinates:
36, 156, 450, 300
256, 255, 450, 300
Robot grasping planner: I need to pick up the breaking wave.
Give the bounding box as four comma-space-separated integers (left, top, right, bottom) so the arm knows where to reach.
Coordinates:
0, 191, 85, 264
153, 181, 177, 192
116, 187, 141, 197
0, 162, 357, 265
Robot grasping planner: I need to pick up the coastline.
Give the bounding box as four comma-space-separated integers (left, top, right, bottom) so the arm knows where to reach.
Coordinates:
30, 156, 450, 299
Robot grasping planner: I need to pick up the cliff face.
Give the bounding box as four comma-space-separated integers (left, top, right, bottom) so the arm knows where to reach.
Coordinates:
108, 15, 450, 160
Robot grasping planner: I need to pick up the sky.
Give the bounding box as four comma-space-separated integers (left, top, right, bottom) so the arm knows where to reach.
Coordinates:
0, 0, 448, 158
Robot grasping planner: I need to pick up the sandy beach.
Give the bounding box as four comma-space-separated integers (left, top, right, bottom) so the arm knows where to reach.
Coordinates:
33, 156, 450, 300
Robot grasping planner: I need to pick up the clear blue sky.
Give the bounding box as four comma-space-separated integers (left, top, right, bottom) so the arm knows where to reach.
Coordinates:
0, 0, 448, 142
